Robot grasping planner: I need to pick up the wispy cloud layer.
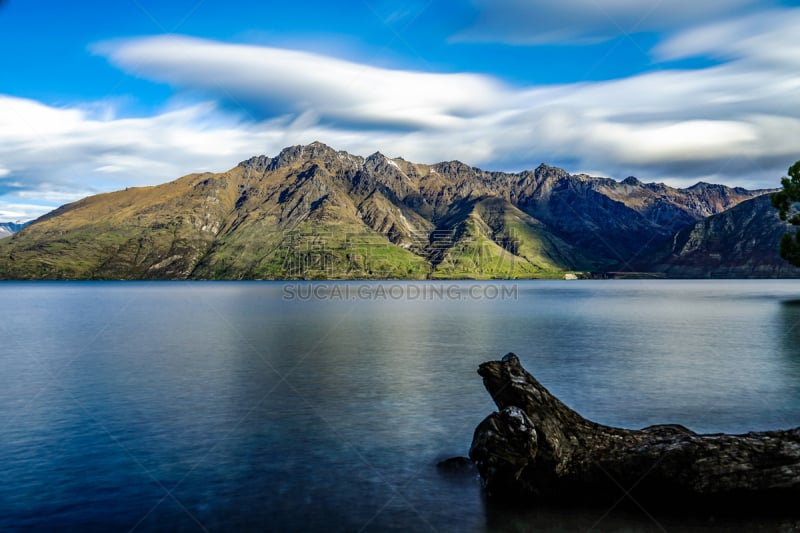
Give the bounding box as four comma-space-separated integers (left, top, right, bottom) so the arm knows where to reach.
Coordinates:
95, 36, 508, 130
456, 0, 769, 44
98, 21, 800, 182
3, 7, 800, 219
0, 96, 274, 219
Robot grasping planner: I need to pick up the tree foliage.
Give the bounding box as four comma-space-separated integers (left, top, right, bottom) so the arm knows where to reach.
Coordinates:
771, 160, 800, 266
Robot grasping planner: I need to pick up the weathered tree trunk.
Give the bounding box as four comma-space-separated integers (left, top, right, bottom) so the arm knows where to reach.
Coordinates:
469, 353, 800, 510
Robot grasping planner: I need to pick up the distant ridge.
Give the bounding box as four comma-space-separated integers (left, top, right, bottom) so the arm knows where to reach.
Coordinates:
648, 194, 799, 278
0, 142, 780, 279
0, 222, 28, 239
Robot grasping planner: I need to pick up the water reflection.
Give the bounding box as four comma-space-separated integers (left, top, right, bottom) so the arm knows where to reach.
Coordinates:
772, 299, 800, 428
777, 298, 800, 362
2, 281, 800, 531
484, 496, 800, 532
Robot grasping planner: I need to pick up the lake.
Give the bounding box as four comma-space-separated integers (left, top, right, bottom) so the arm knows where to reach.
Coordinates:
1, 280, 800, 531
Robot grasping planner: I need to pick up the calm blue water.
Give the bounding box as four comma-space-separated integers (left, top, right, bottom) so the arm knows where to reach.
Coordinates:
1, 280, 800, 532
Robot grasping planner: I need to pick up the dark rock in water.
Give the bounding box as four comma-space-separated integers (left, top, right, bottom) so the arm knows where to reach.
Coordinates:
437, 456, 471, 468
436, 456, 480, 486
470, 353, 800, 511
436, 456, 477, 476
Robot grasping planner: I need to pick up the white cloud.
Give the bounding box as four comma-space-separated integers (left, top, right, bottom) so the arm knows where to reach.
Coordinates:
5, 10, 800, 220
0, 96, 278, 219
95, 35, 507, 130
655, 8, 800, 68
93, 31, 800, 185
0, 201, 55, 221
456, 0, 767, 44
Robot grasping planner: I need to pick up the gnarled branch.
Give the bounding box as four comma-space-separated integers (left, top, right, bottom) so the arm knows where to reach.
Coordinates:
470, 353, 800, 509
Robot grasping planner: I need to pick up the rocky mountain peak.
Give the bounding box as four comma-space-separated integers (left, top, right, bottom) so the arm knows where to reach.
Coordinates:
643, 182, 669, 192
432, 160, 474, 177
2, 141, 776, 280
274, 142, 340, 168
687, 181, 715, 191
237, 154, 271, 172
239, 142, 343, 173
363, 151, 404, 174
534, 163, 570, 181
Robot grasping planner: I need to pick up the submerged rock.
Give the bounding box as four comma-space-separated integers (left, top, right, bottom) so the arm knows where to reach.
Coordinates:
436, 456, 475, 472
470, 353, 800, 510
436, 456, 479, 483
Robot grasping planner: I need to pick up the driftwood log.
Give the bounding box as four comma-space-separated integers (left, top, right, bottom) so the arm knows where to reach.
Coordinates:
469, 353, 800, 510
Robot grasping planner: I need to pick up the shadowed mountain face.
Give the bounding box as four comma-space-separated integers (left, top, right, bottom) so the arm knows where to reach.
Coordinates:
0, 142, 775, 279
647, 194, 800, 278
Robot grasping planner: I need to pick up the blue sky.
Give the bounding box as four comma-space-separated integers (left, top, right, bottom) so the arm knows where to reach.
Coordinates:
2, 0, 800, 220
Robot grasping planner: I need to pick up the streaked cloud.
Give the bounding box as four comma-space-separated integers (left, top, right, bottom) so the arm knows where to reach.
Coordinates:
95, 23, 800, 185
0, 96, 274, 218
4, 7, 800, 220
0, 201, 53, 221
456, 0, 770, 44
655, 8, 800, 68
95, 36, 507, 130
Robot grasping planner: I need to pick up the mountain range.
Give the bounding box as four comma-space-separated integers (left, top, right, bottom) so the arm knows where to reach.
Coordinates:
0, 142, 794, 279
0, 222, 27, 239
648, 194, 796, 278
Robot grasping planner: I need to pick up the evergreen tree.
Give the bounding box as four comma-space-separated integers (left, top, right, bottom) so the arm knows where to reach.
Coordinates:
771, 161, 800, 266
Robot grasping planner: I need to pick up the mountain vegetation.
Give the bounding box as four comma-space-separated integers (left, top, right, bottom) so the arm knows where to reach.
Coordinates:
0, 142, 783, 279
648, 194, 798, 278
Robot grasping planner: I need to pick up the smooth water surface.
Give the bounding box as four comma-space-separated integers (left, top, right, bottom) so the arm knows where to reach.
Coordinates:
1, 280, 800, 531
